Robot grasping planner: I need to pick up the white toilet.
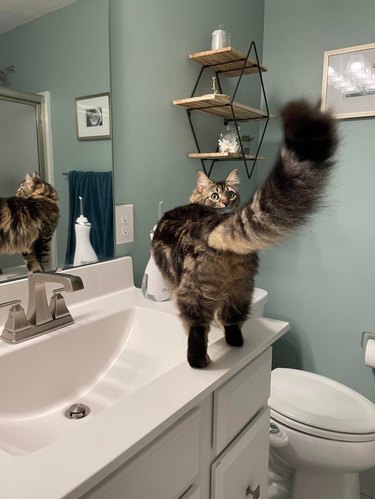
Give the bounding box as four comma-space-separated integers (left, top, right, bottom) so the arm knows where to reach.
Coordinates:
268, 368, 375, 499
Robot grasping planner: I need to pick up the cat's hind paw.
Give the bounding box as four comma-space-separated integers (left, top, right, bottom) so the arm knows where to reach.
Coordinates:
224, 324, 244, 347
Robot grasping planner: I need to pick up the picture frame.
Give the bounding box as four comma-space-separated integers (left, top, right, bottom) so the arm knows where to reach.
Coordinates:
321, 43, 375, 119
75, 92, 111, 140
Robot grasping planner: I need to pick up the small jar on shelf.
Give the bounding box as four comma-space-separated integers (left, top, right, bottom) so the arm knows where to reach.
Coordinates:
211, 24, 231, 50
218, 122, 240, 153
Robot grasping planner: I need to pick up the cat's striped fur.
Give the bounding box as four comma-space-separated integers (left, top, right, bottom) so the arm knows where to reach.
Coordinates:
0, 172, 59, 271
152, 100, 338, 368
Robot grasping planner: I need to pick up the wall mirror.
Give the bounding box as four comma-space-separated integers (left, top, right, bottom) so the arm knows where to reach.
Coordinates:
321, 42, 375, 119
0, 87, 52, 274
0, 0, 113, 282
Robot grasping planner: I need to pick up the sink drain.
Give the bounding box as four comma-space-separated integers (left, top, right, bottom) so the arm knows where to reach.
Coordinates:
65, 403, 90, 419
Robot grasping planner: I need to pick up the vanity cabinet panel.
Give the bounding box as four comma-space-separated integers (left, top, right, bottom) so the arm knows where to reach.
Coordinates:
85, 408, 201, 499
213, 348, 271, 454
211, 408, 270, 499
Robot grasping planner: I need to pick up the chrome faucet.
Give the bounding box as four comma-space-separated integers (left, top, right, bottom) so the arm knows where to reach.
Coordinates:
0, 271, 84, 344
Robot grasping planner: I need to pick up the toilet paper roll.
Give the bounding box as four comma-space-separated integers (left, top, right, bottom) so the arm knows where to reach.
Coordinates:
365, 339, 375, 368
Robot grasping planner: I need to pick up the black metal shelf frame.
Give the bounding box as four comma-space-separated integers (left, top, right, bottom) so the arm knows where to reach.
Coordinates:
186, 41, 270, 179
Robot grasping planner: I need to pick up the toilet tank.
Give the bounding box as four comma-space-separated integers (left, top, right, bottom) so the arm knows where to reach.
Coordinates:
251, 288, 268, 317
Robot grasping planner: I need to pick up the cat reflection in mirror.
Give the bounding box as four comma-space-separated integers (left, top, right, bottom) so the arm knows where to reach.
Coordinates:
0, 172, 59, 271
152, 100, 338, 368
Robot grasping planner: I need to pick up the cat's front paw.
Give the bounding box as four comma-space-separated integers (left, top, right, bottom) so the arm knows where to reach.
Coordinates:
281, 100, 338, 164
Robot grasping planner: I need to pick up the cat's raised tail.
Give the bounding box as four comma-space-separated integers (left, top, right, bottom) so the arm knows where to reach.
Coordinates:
208, 100, 338, 253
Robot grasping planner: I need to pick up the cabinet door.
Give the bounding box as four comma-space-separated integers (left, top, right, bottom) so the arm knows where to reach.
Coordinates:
211, 408, 270, 499
85, 408, 201, 499
213, 348, 271, 454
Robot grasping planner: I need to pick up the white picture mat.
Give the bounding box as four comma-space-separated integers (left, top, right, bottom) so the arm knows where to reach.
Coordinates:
76, 93, 110, 139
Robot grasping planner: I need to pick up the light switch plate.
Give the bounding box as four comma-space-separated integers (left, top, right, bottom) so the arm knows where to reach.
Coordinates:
115, 204, 134, 244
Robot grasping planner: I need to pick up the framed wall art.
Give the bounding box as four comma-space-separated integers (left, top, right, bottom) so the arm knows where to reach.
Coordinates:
75, 92, 111, 140
321, 43, 375, 119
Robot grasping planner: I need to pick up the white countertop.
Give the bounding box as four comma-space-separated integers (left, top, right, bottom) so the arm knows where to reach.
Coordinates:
0, 257, 289, 498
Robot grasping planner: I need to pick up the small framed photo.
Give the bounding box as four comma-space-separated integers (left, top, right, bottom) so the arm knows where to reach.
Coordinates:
321, 43, 375, 119
75, 92, 111, 140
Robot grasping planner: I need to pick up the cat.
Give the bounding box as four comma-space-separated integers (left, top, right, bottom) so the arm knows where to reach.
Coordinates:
0, 172, 59, 271
152, 100, 338, 368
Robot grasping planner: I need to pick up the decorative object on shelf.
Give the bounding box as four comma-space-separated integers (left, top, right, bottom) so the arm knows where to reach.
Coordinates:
212, 76, 219, 95
211, 24, 231, 50
241, 135, 254, 154
321, 42, 375, 119
218, 122, 241, 153
75, 92, 111, 140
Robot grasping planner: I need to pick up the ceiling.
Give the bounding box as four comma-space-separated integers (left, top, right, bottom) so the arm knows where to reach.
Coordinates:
0, 0, 78, 34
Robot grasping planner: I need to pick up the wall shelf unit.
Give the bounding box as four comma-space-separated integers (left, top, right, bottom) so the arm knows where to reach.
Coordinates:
173, 41, 271, 179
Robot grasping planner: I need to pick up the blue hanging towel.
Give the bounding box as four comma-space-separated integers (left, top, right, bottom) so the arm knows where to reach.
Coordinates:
65, 171, 114, 266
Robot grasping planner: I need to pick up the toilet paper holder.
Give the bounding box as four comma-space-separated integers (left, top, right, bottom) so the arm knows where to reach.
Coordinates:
361, 330, 375, 349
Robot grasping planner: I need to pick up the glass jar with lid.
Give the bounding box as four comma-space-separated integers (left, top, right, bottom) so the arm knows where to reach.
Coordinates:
211, 24, 231, 50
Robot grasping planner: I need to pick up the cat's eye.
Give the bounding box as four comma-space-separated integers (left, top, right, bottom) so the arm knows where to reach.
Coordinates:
228, 191, 236, 199
210, 193, 219, 201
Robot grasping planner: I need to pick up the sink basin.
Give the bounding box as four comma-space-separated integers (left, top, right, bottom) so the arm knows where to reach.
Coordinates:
0, 306, 187, 455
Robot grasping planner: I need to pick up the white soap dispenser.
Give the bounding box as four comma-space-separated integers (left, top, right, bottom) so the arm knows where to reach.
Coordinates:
73, 196, 98, 266
141, 201, 171, 302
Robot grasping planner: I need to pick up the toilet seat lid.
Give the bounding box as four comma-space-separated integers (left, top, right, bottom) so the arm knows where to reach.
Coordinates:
269, 368, 375, 435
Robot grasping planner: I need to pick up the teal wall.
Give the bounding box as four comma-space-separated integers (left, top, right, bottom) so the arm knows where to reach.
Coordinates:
257, 0, 375, 402
0, 0, 111, 264
110, 0, 265, 285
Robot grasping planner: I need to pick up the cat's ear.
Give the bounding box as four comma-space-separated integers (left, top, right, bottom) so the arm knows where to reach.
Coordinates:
32, 171, 40, 179
226, 169, 240, 186
196, 171, 212, 192
25, 172, 33, 181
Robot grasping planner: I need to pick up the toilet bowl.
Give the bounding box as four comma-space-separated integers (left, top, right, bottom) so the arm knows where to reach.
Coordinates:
268, 368, 375, 499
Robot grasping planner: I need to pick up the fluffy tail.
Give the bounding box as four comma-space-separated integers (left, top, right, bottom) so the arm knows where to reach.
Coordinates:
208, 100, 338, 253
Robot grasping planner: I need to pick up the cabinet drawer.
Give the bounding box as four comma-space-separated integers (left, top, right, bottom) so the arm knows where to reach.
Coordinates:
213, 348, 271, 454
85, 408, 201, 499
211, 408, 270, 499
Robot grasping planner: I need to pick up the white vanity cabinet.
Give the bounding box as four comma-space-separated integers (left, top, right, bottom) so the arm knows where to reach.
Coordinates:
0, 259, 288, 499
84, 348, 272, 499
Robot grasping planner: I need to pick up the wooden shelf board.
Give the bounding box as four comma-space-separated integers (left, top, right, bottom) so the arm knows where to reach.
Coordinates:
188, 47, 268, 77
188, 152, 266, 160
173, 94, 271, 121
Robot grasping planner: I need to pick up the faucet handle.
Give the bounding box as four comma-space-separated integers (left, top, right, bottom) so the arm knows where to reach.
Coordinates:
49, 288, 71, 320
0, 300, 31, 343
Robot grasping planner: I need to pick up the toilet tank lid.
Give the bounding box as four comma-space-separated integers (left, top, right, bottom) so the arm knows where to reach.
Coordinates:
269, 368, 375, 435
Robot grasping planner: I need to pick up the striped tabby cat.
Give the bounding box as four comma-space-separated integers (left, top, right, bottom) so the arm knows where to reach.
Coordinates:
152, 100, 338, 368
0, 172, 59, 271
